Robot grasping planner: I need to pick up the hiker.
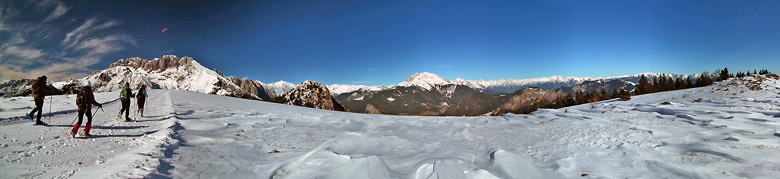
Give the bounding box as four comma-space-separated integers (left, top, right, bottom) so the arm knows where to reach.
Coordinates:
28, 76, 52, 125
136, 84, 148, 117
118, 82, 133, 121
72, 81, 102, 137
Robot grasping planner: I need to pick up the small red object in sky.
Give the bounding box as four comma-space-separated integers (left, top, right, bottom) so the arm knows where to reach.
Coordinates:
162, 28, 168, 32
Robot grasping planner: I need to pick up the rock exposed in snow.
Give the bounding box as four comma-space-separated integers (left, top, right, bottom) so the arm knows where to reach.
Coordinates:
274, 80, 348, 111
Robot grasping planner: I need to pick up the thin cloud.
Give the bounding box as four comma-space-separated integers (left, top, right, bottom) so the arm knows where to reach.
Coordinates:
1, 46, 45, 61
160, 49, 175, 54
43, 3, 69, 22
0, 2, 135, 81
62, 18, 119, 49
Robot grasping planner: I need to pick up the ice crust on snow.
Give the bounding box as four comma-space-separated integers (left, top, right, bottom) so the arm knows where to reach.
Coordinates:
2, 75, 780, 178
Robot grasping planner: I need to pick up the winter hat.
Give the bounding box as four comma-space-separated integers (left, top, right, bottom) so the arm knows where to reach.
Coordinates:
84, 81, 92, 87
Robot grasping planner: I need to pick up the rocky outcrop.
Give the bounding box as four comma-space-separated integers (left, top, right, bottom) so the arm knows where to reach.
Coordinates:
239, 78, 271, 101
490, 88, 559, 115
274, 80, 348, 111
0, 79, 35, 97
364, 104, 382, 114
106, 55, 197, 73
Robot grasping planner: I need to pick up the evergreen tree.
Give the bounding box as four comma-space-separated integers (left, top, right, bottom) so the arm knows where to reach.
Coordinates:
575, 90, 585, 105
636, 74, 649, 95
674, 77, 682, 90
746, 71, 751, 76
564, 93, 575, 106
611, 88, 619, 98
754, 69, 757, 75
618, 86, 631, 101
600, 88, 609, 100
667, 76, 675, 91
651, 77, 659, 93
720, 67, 730, 80
588, 89, 599, 103
698, 72, 713, 86
658, 74, 667, 92
686, 76, 694, 88
554, 96, 565, 108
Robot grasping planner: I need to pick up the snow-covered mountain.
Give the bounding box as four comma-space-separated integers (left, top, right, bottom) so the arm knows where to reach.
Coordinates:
330, 72, 692, 95
398, 72, 451, 90
262, 80, 296, 98
15, 55, 296, 101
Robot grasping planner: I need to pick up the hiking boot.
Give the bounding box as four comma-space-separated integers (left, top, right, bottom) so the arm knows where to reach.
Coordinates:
125, 118, 132, 122
84, 133, 92, 137
70, 131, 76, 138
35, 121, 46, 125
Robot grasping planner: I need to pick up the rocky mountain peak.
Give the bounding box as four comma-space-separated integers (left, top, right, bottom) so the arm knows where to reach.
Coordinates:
275, 80, 347, 111
106, 55, 197, 73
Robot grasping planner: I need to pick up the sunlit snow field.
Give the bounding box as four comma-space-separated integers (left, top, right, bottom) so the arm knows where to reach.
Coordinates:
2, 76, 780, 178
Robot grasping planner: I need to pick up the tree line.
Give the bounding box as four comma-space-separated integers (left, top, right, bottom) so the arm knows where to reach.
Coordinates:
518, 67, 772, 114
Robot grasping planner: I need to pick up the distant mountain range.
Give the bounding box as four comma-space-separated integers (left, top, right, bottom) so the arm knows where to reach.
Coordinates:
0, 55, 694, 116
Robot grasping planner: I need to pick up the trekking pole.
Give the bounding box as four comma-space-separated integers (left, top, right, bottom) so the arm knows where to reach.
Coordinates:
48, 95, 52, 124
69, 115, 77, 126
70, 106, 99, 126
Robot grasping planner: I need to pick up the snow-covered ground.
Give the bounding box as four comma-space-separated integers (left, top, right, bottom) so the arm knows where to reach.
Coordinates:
2, 76, 780, 178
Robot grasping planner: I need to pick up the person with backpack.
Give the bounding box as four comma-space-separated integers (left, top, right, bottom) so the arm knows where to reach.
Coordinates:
136, 84, 148, 117
72, 81, 102, 137
118, 82, 133, 121
27, 76, 52, 125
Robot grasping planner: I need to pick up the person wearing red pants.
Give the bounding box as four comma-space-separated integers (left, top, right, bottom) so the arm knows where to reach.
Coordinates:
72, 81, 102, 137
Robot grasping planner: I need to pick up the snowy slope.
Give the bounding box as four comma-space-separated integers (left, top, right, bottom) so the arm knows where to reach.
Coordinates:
2, 75, 779, 178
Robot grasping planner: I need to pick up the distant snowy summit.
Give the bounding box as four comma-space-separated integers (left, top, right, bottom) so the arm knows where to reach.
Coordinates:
398, 72, 451, 90
329, 72, 692, 95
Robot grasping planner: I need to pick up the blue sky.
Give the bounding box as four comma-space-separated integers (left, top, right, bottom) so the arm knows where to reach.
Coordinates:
1, 0, 779, 85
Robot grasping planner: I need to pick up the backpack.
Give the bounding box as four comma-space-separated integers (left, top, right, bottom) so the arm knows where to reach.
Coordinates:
136, 88, 146, 99
125, 87, 133, 98
120, 86, 132, 98
31, 79, 41, 94
76, 90, 86, 107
